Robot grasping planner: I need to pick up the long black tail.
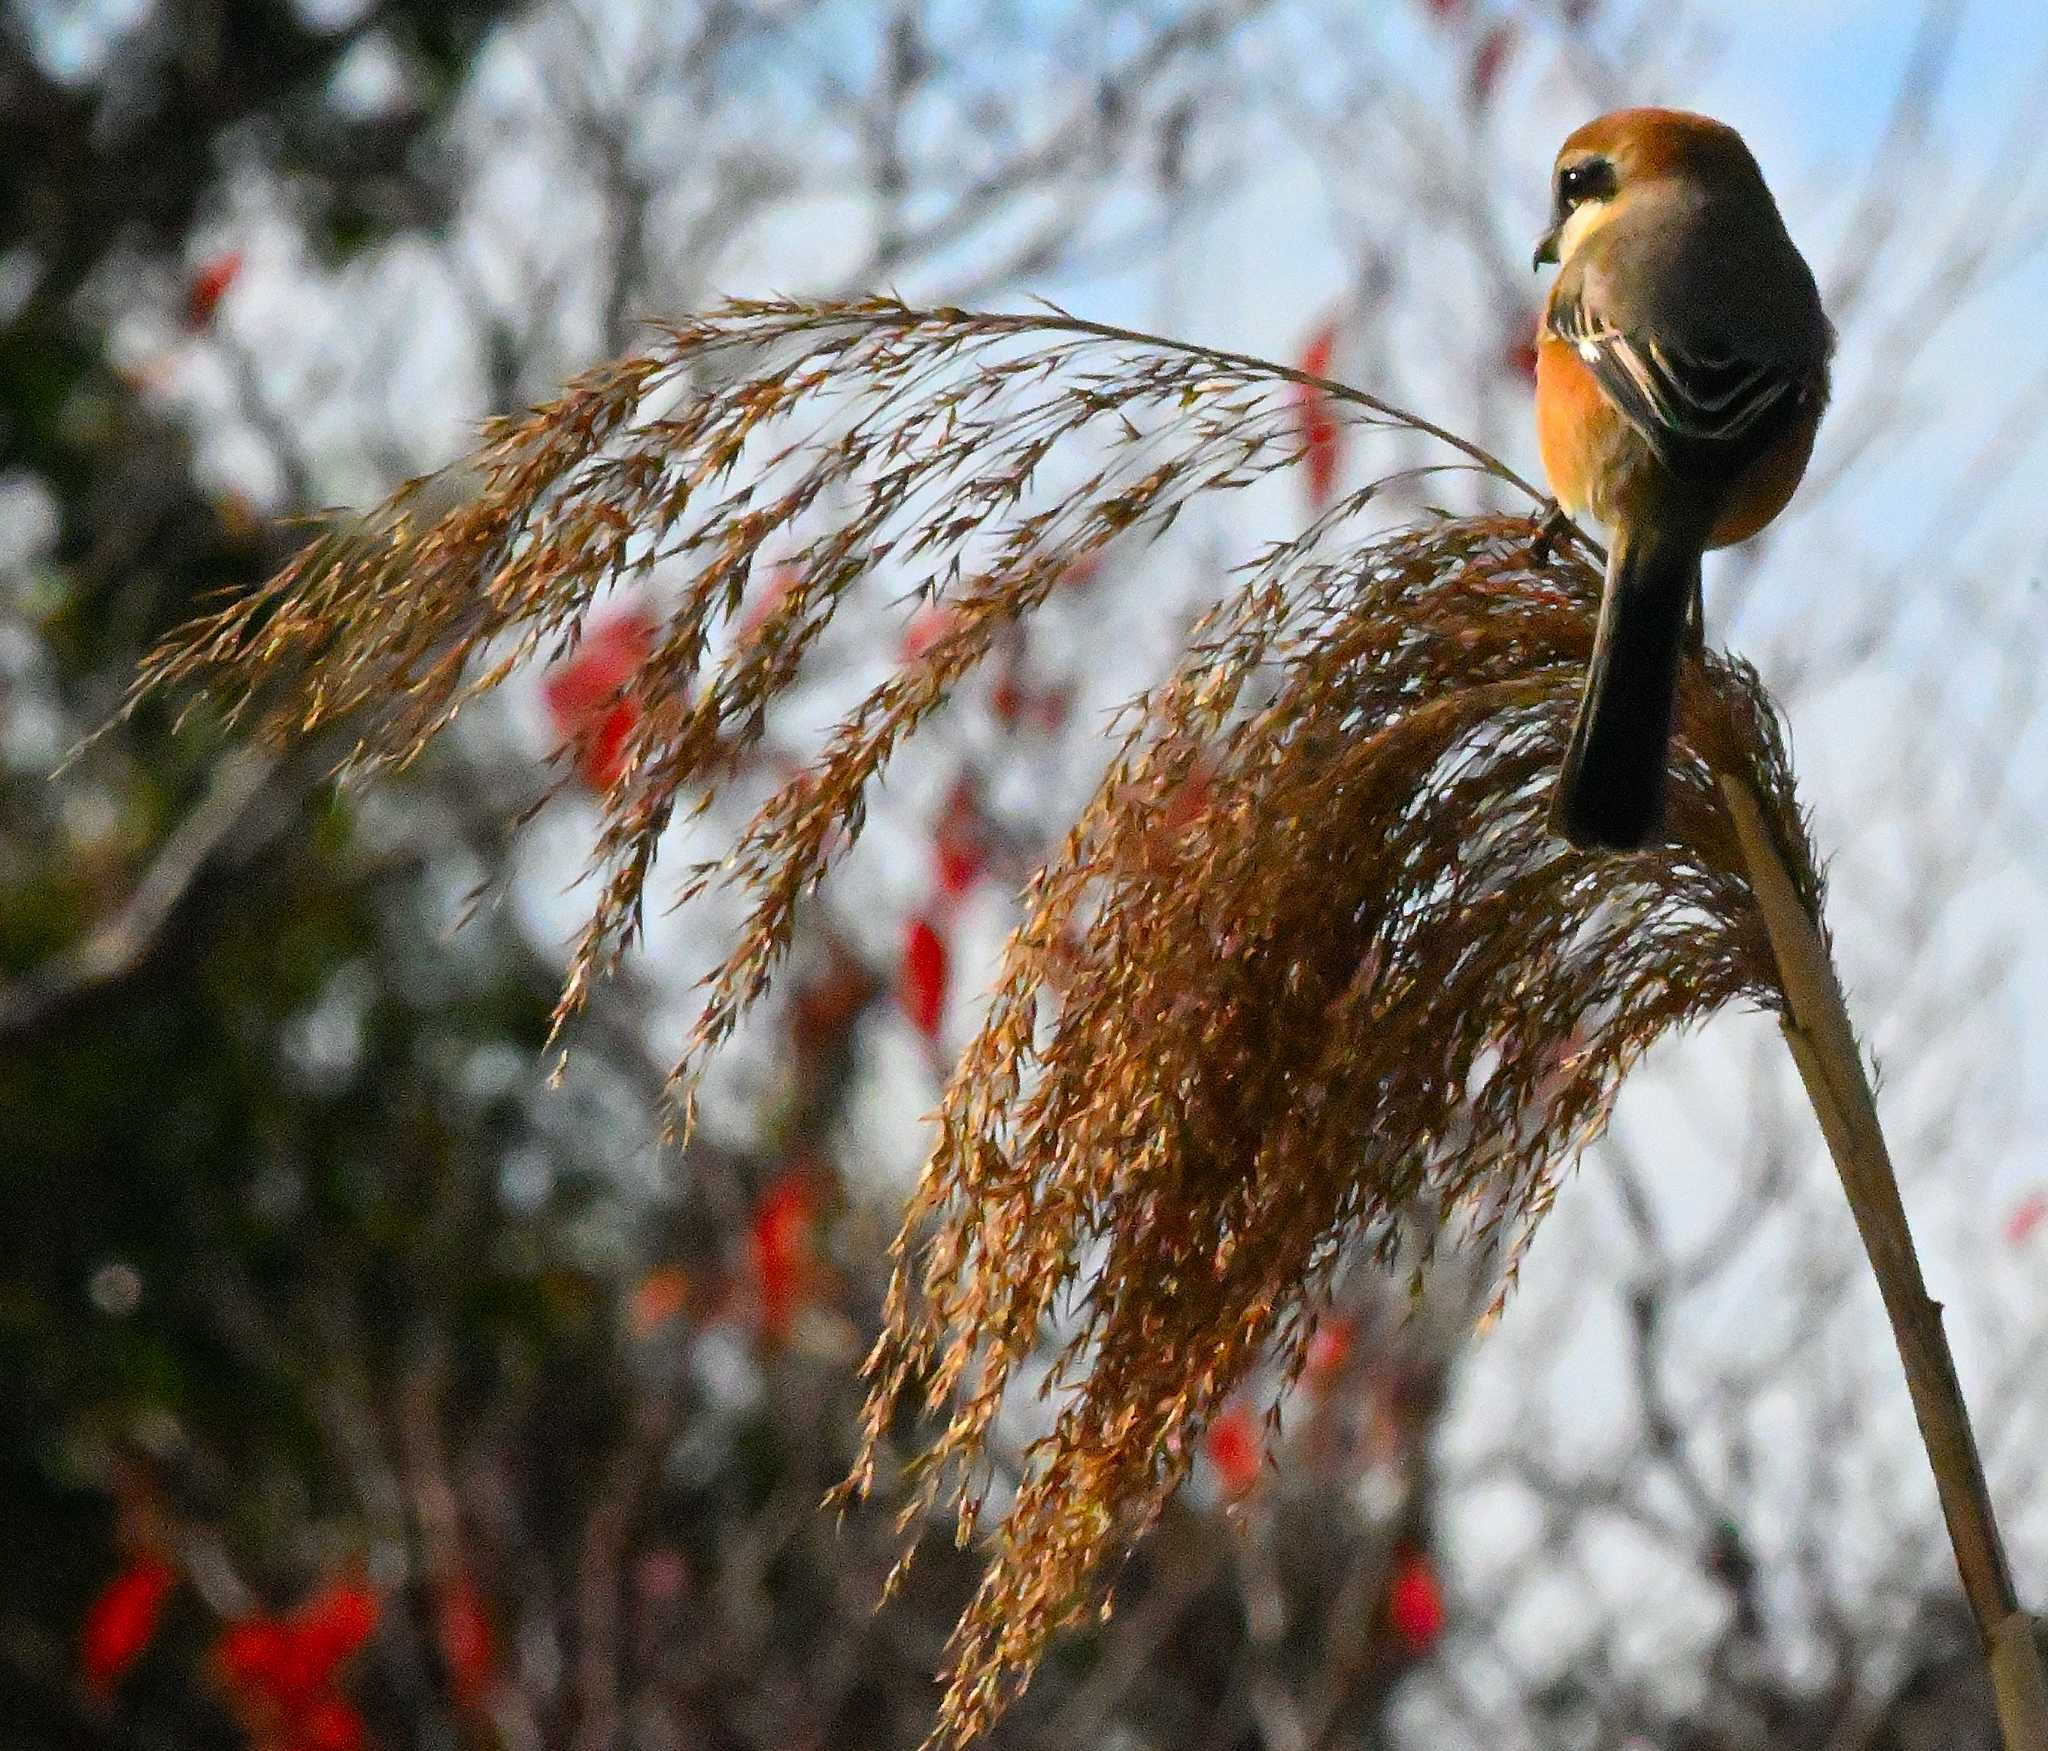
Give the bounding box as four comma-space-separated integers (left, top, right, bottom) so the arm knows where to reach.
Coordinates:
1550, 523, 1701, 852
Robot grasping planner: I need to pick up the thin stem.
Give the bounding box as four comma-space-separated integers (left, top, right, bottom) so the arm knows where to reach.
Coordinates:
1719, 774, 2048, 1751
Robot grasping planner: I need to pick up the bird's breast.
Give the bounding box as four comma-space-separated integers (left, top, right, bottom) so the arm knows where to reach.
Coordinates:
1534, 328, 1644, 526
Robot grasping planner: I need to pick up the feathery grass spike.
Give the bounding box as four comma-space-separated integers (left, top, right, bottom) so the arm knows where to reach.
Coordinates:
128, 298, 2041, 1751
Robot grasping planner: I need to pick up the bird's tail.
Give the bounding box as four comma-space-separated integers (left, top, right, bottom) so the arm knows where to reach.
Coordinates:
1550, 523, 1702, 852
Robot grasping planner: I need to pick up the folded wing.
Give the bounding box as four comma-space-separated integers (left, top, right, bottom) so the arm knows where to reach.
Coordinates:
1549, 284, 1804, 477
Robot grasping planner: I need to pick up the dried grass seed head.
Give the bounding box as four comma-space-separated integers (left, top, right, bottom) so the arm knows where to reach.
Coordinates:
128, 298, 1824, 1747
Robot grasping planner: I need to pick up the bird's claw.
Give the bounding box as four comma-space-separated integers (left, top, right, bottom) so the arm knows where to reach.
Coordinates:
1529, 500, 1574, 568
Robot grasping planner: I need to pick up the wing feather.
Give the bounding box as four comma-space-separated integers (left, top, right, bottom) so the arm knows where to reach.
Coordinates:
1550, 288, 1800, 474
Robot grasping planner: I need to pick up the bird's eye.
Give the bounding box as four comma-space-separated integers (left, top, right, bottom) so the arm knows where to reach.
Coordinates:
1557, 158, 1614, 205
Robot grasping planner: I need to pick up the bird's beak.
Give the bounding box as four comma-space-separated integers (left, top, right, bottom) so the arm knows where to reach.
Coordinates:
1532, 226, 1560, 271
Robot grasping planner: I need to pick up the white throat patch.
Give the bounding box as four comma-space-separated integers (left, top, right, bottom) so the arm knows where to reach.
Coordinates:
1557, 198, 1615, 265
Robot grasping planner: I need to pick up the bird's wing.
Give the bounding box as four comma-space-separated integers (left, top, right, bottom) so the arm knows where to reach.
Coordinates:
1548, 284, 1801, 474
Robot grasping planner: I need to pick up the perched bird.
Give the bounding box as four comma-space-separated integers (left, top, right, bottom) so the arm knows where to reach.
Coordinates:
1532, 108, 1832, 850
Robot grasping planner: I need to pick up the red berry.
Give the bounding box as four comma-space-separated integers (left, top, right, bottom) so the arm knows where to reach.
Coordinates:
900, 914, 949, 1040
79, 1555, 175, 1695
1387, 1550, 1446, 1653
1204, 1403, 1262, 1497
290, 1577, 379, 1677
749, 1171, 815, 1341
901, 602, 954, 662
542, 606, 659, 791
1293, 317, 1344, 510
1304, 1314, 1355, 1392
184, 251, 244, 328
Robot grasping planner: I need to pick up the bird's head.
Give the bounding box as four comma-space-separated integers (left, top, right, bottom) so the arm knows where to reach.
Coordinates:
1533, 107, 1766, 271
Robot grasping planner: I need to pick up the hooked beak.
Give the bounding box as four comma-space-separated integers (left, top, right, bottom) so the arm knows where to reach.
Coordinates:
1532, 225, 1560, 271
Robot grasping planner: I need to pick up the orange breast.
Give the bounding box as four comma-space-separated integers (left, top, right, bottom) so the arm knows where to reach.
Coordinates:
1534, 328, 1635, 526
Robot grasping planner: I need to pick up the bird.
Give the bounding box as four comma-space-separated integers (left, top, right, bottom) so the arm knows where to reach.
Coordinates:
1531, 107, 1833, 851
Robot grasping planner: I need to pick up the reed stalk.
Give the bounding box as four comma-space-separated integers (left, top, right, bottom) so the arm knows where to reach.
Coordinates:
1720, 775, 2048, 1751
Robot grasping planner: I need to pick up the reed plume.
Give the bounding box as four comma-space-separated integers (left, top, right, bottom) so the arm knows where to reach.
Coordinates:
128, 298, 2045, 1750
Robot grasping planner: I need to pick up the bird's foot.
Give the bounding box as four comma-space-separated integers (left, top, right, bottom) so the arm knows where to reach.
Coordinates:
1529, 500, 1574, 568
